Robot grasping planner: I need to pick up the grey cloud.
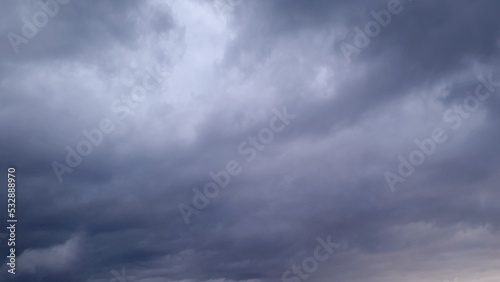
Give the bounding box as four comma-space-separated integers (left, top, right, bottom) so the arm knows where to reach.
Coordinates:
1, 0, 500, 281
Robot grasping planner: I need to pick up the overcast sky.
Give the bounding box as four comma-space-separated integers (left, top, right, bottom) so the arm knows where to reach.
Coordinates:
1, 0, 500, 281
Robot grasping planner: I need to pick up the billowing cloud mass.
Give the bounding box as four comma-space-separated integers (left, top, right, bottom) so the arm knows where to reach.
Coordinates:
1, 0, 500, 281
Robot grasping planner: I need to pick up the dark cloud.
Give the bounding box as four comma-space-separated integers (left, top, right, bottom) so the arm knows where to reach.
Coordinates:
1, 0, 500, 281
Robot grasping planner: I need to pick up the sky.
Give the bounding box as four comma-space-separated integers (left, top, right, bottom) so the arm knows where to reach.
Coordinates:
1, 0, 500, 281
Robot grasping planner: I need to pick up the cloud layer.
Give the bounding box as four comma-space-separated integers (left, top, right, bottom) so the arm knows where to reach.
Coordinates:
1, 0, 500, 281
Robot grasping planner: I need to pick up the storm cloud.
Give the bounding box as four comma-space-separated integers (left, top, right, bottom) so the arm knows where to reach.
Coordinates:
1, 0, 500, 281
